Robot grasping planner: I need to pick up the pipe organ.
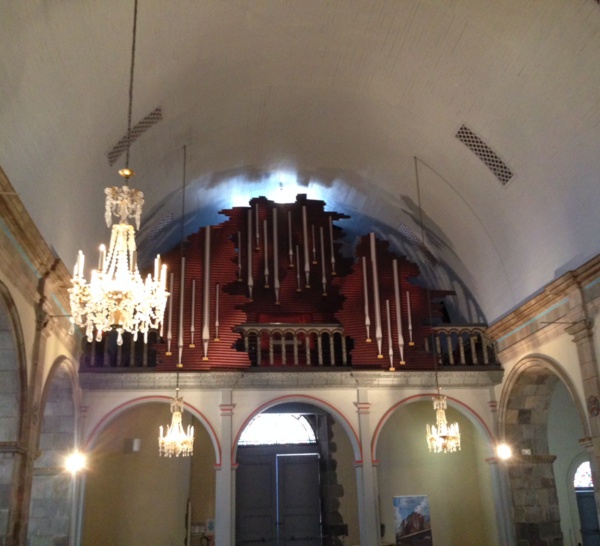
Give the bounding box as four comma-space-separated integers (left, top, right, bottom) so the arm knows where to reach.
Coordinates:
149, 195, 453, 371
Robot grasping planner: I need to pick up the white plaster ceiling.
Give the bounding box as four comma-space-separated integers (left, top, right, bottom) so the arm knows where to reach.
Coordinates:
1, 0, 600, 323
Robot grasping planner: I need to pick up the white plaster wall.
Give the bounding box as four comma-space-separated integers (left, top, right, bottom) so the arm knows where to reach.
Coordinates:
81, 403, 192, 546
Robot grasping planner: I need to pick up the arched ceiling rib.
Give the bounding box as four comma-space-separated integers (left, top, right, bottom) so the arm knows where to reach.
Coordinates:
1, 0, 600, 323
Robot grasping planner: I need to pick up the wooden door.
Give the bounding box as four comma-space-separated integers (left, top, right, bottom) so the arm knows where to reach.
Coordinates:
276, 454, 321, 545
236, 448, 321, 545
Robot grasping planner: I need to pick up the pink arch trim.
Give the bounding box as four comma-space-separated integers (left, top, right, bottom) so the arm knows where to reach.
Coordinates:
84, 395, 222, 466
232, 394, 362, 464
371, 392, 495, 462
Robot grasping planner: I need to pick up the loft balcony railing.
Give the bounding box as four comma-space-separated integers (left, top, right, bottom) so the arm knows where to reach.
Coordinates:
426, 325, 499, 368
233, 323, 348, 367
78, 324, 499, 370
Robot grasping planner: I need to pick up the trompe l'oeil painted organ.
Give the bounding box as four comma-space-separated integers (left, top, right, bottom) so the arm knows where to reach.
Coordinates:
148, 194, 463, 372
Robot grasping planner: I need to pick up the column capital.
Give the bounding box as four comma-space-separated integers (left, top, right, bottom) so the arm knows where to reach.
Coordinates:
354, 402, 371, 414
219, 403, 236, 416
566, 318, 594, 341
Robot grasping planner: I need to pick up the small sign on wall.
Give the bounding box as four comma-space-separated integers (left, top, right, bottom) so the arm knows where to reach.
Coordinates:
393, 495, 433, 546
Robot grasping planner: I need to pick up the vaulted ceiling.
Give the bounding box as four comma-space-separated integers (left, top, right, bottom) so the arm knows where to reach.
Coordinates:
2, 0, 600, 323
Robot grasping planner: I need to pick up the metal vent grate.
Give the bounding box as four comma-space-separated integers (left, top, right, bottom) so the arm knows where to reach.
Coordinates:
455, 125, 513, 185
397, 221, 438, 266
107, 107, 163, 166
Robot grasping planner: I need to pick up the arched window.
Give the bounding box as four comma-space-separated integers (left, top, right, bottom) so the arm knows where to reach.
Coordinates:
574, 461, 594, 489
239, 414, 317, 446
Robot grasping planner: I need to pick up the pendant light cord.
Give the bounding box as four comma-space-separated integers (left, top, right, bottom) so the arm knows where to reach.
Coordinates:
414, 156, 440, 393
124, 0, 139, 180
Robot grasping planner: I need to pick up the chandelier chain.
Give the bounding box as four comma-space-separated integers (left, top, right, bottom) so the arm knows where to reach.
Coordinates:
124, 0, 139, 177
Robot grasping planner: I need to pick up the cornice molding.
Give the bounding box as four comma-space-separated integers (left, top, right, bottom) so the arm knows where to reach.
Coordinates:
80, 369, 504, 391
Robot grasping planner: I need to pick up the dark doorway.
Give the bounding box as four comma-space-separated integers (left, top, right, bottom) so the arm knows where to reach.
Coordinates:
236, 445, 321, 545
576, 489, 600, 546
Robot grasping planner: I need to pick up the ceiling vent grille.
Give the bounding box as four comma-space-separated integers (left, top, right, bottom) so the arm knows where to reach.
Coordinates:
107, 107, 163, 166
455, 125, 513, 185
150, 213, 173, 238
397, 221, 438, 266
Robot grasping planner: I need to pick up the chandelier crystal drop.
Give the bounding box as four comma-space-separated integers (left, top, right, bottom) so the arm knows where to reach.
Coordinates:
69, 182, 169, 345
426, 389, 461, 453
159, 388, 195, 457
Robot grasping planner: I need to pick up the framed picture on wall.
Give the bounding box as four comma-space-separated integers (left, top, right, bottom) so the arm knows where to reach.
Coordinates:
393, 495, 433, 546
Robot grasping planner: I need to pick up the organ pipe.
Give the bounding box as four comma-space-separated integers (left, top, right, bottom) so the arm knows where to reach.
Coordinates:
189, 279, 196, 348
166, 273, 174, 355
273, 208, 280, 305
263, 220, 269, 288
362, 256, 371, 342
247, 210, 254, 300
392, 260, 405, 365
320, 226, 327, 296
302, 206, 310, 287
329, 217, 336, 276
288, 211, 294, 268
369, 233, 383, 358
386, 299, 394, 371
202, 226, 211, 360
177, 257, 185, 367
214, 283, 220, 341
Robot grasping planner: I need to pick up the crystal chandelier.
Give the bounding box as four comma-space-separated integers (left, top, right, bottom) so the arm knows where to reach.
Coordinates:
159, 388, 194, 457
69, 0, 168, 345
69, 185, 168, 344
426, 388, 461, 453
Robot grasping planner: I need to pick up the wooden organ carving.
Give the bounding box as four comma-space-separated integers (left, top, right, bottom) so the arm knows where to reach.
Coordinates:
153, 194, 455, 372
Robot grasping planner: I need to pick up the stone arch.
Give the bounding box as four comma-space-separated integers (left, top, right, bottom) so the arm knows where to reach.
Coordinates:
27, 356, 78, 546
0, 282, 27, 543
232, 394, 361, 463
498, 354, 589, 447
498, 354, 585, 546
84, 395, 221, 466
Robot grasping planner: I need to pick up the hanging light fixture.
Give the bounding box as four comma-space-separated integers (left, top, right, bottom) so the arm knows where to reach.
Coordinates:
69, 0, 168, 345
159, 146, 194, 458
426, 388, 461, 453
412, 157, 461, 454
159, 387, 195, 457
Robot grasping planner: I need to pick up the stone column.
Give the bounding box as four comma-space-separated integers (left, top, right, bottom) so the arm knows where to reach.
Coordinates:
354, 388, 379, 546
9, 287, 54, 546
566, 319, 600, 522
506, 454, 562, 545
486, 458, 517, 546
215, 390, 235, 546
487, 392, 517, 546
